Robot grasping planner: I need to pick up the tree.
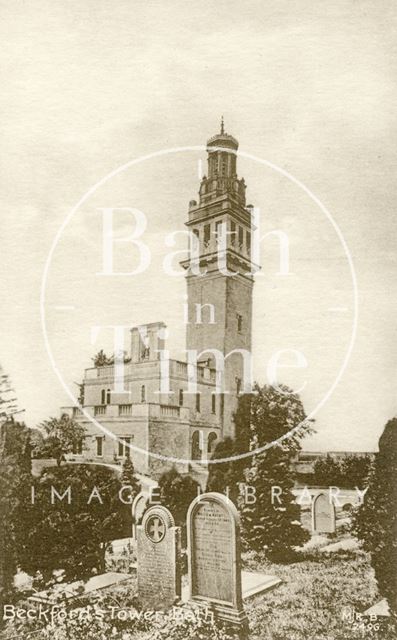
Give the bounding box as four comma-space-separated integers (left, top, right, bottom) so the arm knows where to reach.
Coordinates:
120, 453, 140, 504
18, 464, 131, 584
235, 384, 312, 559
92, 349, 113, 368
312, 454, 343, 486
206, 437, 244, 504
240, 447, 309, 560
312, 454, 373, 488
0, 418, 32, 609
208, 384, 313, 499
353, 418, 397, 617
34, 414, 86, 466
233, 383, 314, 452
91, 350, 131, 368
340, 454, 372, 488
0, 366, 21, 421
158, 466, 200, 528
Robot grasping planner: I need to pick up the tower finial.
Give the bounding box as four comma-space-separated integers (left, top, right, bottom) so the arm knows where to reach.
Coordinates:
220, 115, 224, 135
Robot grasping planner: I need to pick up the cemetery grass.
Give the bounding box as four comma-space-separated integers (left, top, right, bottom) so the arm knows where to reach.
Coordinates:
242, 546, 396, 640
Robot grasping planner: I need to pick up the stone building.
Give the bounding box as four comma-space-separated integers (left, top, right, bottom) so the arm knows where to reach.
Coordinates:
62, 123, 255, 480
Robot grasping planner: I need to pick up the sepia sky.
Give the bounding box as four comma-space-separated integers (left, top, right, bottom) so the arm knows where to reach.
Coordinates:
1, 0, 396, 451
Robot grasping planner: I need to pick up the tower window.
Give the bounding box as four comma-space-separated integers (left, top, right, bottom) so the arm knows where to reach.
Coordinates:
211, 394, 216, 414
101, 389, 106, 405
106, 389, 111, 404
230, 221, 236, 245
196, 393, 201, 413
246, 230, 251, 252
237, 314, 243, 333
238, 226, 244, 248
96, 437, 103, 457
141, 385, 146, 403
221, 154, 227, 176
204, 224, 211, 247
179, 389, 184, 407
215, 220, 224, 243
236, 378, 242, 395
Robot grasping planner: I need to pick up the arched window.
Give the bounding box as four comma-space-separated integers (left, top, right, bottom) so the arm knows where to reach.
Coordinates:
191, 431, 201, 461
106, 389, 111, 404
101, 389, 106, 405
207, 432, 217, 455
141, 385, 146, 403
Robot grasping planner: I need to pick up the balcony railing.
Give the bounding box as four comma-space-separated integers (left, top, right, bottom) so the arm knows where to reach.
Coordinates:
160, 405, 180, 418
119, 404, 132, 416
62, 402, 190, 422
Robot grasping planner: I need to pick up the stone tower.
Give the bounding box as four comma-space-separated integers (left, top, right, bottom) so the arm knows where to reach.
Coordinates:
182, 121, 255, 437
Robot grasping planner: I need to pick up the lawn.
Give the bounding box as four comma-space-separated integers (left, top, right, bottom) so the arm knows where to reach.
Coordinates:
242, 547, 395, 640
2, 546, 395, 640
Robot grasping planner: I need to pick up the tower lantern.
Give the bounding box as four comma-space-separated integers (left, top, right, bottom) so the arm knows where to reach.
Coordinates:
199, 119, 246, 206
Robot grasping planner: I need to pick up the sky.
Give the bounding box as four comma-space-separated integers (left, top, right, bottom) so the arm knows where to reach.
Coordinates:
1, 0, 396, 452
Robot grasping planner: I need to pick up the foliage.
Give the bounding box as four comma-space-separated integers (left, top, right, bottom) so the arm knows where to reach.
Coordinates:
353, 418, 397, 617
206, 437, 243, 504
121, 453, 141, 504
342, 454, 373, 487
34, 414, 87, 466
233, 383, 314, 453
92, 349, 113, 367
312, 453, 372, 488
0, 366, 19, 420
242, 547, 397, 640
158, 466, 200, 528
240, 447, 309, 560
147, 608, 235, 640
208, 384, 312, 558
2, 581, 235, 640
0, 418, 32, 609
17, 464, 131, 584
4, 548, 397, 640
207, 380, 313, 500
92, 349, 131, 367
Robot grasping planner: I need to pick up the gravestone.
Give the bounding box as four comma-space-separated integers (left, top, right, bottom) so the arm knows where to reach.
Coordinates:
137, 504, 181, 610
187, 492, 248, 632
312, 492, 336, 533
132, 491, 148, 540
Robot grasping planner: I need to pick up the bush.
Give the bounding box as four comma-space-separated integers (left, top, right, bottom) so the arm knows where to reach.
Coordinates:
312, 453, 372, 488
240, 448, 309, 560
353, 418, 397, 616
158, 466, 200, 544
18, 464, 132, 584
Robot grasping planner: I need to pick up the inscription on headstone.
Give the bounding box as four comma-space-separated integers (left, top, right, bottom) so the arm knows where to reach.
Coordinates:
312, 492, 336, 533
137, 505, 181, 610
187, 492, 248, 631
